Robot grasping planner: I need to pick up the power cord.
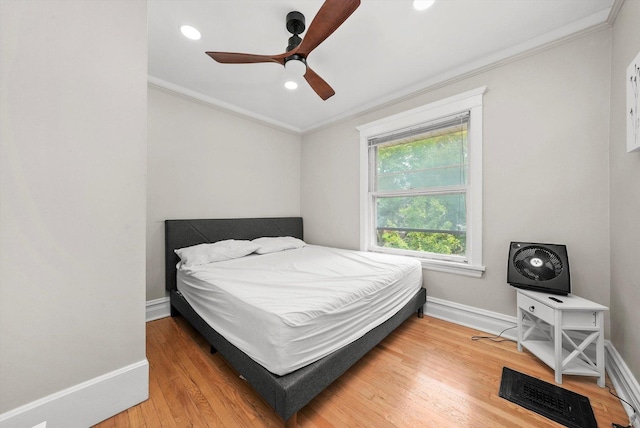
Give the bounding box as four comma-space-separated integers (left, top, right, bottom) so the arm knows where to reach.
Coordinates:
470, 322, 637, 427
471, 325, 517, 342
608, 384, 638, 428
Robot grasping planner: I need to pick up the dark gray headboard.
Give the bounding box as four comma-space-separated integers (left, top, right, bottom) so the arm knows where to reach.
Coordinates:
165, 217, 303, 292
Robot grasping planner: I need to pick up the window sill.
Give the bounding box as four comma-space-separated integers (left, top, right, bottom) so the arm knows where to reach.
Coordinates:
367, 247, 485, 278
419, 258, 485, 278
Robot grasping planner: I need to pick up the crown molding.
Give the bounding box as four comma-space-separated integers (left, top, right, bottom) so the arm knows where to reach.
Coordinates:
148, 5, 616, 136
607, 0, 626, 26
147, 76, 302, 134
301, 7, 613, 133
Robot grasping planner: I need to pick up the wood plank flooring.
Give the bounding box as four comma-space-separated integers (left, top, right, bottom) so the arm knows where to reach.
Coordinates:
94, 315, 630, 427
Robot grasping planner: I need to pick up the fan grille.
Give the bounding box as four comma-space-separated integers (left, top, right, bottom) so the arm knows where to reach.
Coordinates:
513, 246, 563, 281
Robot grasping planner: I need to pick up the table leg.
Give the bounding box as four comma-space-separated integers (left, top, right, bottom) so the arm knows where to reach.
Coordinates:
596, 311, 605, 387
554, 310, 563, 384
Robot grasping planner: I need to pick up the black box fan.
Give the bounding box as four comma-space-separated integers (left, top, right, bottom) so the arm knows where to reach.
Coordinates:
507, 242, 571, 295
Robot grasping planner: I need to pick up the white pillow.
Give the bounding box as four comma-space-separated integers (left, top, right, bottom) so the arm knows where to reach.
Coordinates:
251, 236, 306, 254
175, 239, 259, 267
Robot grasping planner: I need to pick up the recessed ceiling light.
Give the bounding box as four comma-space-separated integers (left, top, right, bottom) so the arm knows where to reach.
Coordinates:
180, 25, 201, 40
284, 80, 298, 90
413, 0, 435, 11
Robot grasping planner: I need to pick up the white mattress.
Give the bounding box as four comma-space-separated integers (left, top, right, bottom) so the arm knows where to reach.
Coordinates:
176, 245, 422, 375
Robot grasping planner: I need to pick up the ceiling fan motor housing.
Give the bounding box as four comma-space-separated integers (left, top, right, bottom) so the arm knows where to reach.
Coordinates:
286, 11, 305, 35
286, 11, 305, 52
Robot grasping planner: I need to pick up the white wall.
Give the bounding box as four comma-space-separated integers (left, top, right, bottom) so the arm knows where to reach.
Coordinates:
146, 87, 302, 300
609, 0, 640, 382
302, 29, 613, 329
0, 0, 148, 424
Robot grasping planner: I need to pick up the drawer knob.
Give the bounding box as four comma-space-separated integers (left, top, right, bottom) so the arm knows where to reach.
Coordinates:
529, 305, 535, 312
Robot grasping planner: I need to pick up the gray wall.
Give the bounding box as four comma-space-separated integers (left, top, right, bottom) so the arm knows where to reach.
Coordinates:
0, 0, 147, 413
146, 87, 302, 300
610, 0, 640, 382
302, 29, 613, 325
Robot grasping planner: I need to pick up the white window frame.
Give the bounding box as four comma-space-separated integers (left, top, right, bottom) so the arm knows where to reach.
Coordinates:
357, 86, 486, 277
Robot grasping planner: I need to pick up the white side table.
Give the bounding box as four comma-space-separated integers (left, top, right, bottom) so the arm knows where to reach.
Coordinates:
516, 289, 608, 387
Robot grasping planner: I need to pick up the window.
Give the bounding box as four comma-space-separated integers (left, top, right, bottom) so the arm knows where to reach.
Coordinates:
358, 87, 486, 277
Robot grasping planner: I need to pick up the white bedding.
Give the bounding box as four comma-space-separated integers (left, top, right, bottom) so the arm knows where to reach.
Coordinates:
176, 245, 422, 375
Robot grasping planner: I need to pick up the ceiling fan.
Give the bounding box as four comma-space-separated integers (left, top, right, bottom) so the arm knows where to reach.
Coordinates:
206, 0, 360, 100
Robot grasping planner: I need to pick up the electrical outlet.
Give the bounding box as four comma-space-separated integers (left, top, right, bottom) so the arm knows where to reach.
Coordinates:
32, 422, 46, 428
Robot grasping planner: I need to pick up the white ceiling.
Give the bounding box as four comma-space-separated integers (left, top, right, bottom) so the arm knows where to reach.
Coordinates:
148, 0, 615, 133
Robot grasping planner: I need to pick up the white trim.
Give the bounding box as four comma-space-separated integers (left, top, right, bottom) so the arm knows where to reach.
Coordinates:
356, 86, 486, 135
425, 296, 639, 426
420, 259, 485, 278
147, 76, 301, 134
607, 0, 626, 26
425, 296, 518, 340
302, 9, 612, 133
0, 360, 149, 428
146, 296, 171, 322
149, 8, 613, 135
606, 342, 640, 427
358, 87, 486, 276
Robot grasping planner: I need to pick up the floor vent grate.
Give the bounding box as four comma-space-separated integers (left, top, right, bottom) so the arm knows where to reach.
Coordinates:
499, 367, 597, 428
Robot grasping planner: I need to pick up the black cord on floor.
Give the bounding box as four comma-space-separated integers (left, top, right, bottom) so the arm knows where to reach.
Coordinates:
607, 383, 638, 428
471, 325, 517, 342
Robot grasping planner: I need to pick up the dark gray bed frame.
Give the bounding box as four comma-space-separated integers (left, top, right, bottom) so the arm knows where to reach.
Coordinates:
165, 217, 426, 427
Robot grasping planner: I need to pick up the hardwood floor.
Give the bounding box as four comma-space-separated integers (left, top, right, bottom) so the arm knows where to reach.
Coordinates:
94, 315, 630, 427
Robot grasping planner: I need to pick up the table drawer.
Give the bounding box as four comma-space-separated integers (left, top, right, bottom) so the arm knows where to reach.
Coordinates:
518, 293, 554, 325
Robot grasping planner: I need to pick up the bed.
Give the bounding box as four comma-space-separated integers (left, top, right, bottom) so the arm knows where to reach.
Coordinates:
165, 217, 427, 427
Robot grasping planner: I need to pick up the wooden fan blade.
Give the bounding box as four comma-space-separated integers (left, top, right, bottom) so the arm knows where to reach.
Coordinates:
206, 51, 287, 65
304, 67, 335, 100
297, 0, 360, 57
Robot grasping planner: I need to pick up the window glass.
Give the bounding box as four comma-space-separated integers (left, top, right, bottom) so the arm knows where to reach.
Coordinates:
375, 194, 466, 256
375, 120, 468, 191
370, 114, 468, 258
358, 86, 485, 277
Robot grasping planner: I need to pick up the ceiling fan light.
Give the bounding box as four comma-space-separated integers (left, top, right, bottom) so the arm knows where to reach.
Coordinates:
284, 80, 298, 90
413, 0, 435, 11
180, 25, 201, 40
285, 58, 307, 77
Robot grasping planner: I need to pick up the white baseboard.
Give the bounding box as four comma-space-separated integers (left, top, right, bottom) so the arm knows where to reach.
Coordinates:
606, 343, 640, 427
425, 296, 519, 340
0, 360, 149, 428
425, 295, 639, 426
146, 296, 170, 322
143, 294, 640, 424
